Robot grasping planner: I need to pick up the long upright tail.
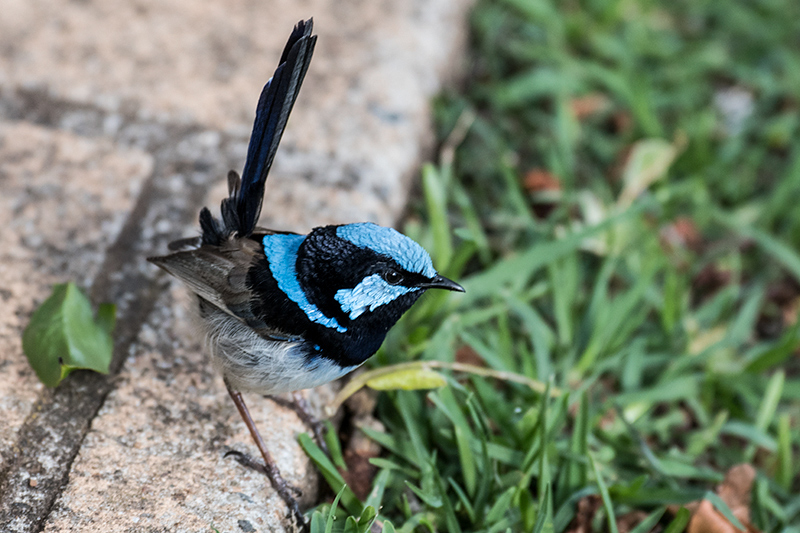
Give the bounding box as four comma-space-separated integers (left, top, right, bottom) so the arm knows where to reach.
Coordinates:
200, 19, 317, 245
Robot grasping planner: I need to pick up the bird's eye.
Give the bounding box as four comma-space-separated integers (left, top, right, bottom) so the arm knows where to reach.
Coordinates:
383, 269, 404, 286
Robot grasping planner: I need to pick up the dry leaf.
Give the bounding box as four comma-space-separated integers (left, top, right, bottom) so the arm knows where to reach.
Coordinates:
618, 138, 680, 208
455, 345, 485, 367
523, 168, 561, 192
718, 464, 756, 526
523, 168, 561, 218
340, 420, 384, 501
688, 499, 743, 533
661, 217, 703, 252
610, 145, 634, 183
570, 93, 609, 120
687, 464, 760, 533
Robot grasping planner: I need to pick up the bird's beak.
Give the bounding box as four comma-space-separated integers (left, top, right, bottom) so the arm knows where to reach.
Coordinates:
420, 274, 465, 292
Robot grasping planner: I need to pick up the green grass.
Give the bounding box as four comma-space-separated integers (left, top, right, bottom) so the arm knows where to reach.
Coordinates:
304, 0, 800, 531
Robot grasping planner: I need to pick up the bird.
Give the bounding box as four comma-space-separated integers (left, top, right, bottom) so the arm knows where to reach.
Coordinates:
148, 18, 463, 526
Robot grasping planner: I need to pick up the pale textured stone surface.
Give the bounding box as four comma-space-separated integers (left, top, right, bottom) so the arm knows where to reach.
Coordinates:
0, 0, 469, 228
0, 121, 150, 473
0, 0, 471, 531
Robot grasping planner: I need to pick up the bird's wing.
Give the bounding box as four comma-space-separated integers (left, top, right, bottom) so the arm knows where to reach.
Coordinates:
149, 238, 293, 339
149, 244, 251, 317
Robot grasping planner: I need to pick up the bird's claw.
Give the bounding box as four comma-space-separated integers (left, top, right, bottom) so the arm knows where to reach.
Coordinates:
223, 449, 304, 497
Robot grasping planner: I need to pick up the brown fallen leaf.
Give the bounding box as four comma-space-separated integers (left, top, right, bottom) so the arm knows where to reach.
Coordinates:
718, 464, 756, 527
661, 216, 703, 252
686, 464, 760, 533
522, 168, 561, 218
688, 499, 742, 533
455, 344, 485, 368
570, 93, 610, 120
523, 168, 562, 193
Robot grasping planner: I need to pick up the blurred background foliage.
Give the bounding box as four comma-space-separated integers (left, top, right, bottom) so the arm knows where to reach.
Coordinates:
304, 0, 800, 531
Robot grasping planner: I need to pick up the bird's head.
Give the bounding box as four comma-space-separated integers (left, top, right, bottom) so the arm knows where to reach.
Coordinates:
296, 223, 463, 335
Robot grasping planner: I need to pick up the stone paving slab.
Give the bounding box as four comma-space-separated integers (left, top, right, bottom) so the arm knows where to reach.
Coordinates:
0, 0, 468, 228
0, 120, 152, 474
0, 1, 471, 531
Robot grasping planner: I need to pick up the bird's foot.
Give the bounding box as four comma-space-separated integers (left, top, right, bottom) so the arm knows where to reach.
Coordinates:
225, 449, 308, 531
266, 392, 330, 456
224, 449, 303, 497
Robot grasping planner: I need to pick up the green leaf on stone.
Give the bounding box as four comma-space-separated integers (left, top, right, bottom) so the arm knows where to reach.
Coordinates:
22, 282, 115, 387
366, 368, 447, 391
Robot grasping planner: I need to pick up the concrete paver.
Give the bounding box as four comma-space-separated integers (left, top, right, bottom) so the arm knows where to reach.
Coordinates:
0, 121, 151, 474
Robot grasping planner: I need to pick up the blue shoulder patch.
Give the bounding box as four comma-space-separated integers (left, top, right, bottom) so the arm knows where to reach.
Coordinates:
262, 234, 347, 333
336, 223, 436, 278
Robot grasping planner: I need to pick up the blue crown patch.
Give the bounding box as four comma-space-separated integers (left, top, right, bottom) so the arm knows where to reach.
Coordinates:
336, 223, 436, 278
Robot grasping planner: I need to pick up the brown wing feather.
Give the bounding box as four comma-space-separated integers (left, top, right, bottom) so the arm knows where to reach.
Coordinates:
149, 237, 260, 320
150, 231, 305, 340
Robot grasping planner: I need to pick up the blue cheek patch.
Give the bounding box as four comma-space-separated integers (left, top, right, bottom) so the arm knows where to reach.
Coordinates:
335, 273, 418, 320
262, 234, 347, 333
336, 223, 436, 278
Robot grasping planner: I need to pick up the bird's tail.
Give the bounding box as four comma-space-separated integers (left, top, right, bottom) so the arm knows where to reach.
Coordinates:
200, 18, 317, 245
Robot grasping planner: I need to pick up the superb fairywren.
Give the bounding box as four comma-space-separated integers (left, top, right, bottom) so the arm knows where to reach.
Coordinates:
149, 19, 463, 524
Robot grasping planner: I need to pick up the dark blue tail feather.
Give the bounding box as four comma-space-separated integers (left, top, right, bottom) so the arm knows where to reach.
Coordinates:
202, 19, 316, 246
238, 19, 316, 236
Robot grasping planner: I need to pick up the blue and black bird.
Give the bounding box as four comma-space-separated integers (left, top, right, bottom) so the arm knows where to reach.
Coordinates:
148, 19, 463, 524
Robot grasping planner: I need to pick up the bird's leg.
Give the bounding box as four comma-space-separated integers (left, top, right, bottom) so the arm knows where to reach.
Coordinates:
225, 383, 306, 527
266, 391, 329, 455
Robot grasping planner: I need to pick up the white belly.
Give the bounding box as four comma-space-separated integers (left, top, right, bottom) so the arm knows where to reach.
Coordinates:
199, 304, 359, 394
